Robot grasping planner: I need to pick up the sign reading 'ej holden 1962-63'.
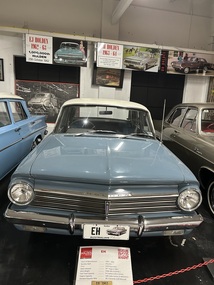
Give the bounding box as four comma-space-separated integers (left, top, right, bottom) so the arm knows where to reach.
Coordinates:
25, 34, 53, 64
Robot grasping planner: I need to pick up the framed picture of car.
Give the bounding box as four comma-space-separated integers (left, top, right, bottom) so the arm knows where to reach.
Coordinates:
0, 58, 4, 81
92, 64, 124, 88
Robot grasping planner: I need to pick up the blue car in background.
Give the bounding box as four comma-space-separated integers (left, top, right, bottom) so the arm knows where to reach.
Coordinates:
0, 93, 47, 180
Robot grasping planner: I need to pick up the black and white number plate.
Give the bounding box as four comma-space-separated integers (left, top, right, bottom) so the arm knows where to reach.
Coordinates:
83, 224, 130, 240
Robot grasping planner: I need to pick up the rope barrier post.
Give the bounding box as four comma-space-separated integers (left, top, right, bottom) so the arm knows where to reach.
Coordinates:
203, 258, 214, 280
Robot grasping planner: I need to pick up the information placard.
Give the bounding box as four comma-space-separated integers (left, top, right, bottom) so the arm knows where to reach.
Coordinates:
97, 43, 123, 69
75, 246, 133, 285
26, 34, 53, 64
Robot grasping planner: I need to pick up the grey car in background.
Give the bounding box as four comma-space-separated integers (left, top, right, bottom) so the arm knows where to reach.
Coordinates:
123, 51, 158, 70
162, 103, 214, 215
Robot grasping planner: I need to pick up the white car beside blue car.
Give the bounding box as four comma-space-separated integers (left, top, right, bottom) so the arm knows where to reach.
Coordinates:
0, 92, 47, 180
4, 98, 203, 240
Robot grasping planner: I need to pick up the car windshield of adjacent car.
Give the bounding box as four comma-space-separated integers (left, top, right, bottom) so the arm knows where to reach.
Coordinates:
137, 52, 149, 59
54, 104, 155, 138
60, 42, 78, 49
187, 57, 197, 62
35, 93, 46, 98
201, 108, 214, 134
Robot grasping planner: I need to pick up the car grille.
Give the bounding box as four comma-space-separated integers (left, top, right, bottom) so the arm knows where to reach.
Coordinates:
125, 60, 140, 65
60, 55, 82, 60
31, 188, 179, 216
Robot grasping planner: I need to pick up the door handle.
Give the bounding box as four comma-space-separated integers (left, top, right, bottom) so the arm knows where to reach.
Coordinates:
31, 121, 36, 125
15, 127, 21, 132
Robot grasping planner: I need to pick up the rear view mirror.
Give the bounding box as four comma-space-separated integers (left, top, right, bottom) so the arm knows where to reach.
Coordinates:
99, 111, 112, 115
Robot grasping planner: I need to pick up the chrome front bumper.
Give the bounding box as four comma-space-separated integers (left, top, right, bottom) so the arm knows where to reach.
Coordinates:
4, 206, 203, 237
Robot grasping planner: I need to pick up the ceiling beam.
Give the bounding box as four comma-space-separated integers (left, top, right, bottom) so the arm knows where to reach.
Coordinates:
112, 0, 133, 24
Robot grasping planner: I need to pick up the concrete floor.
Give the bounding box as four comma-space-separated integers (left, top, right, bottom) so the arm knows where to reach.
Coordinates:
0, 172, 214, 285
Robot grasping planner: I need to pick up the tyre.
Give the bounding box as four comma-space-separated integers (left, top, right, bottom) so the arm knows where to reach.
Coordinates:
184, 67, 190, 74
31, 137, 42, 150
207, 180, 214, 216
143, 64, 148, 71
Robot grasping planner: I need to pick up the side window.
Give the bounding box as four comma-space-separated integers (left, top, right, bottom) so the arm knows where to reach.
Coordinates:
181, 108, 197, 132
0, 102, 11, 127
166, 108, 186, 127
10, 101, 27, 122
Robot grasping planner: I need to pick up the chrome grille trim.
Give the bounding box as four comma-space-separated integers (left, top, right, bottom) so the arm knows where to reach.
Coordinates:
31, 188, 179, 215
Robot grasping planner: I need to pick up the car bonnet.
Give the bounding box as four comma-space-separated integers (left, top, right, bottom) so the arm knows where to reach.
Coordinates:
16, 134, 196, 184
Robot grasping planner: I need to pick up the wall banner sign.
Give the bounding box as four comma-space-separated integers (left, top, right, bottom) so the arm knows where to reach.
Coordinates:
123, 45, 160, 72
26, 34, 53, 64
165, 50, 214, 77
53, 38, 87, 67
97, 43, 124, 69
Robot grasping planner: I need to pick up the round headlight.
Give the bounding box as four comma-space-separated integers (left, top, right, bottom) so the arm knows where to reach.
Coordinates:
177, 188, 202, 211
8, 183, 34, 205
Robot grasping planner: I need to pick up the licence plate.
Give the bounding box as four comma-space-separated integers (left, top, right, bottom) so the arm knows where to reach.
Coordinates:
83, 224, 130, 240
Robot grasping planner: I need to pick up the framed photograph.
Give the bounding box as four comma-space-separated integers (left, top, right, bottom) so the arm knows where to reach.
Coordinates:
93, 65, 124, 88
0, 58, 4, 81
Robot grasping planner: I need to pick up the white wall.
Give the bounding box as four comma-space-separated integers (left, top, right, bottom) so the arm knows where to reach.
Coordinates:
183, 75, 210, 103
0, 35, 23, 93
80, 42, 131, 101
0, 0, 214, 51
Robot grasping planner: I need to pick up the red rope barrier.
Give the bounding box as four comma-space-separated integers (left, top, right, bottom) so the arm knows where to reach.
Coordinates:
133, 258, 214, 284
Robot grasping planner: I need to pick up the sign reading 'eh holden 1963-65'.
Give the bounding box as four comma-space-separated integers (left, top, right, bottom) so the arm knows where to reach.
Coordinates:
26, 34, 53, 64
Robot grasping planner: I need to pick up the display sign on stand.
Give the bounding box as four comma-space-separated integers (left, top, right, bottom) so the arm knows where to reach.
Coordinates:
74, 246, 133, 285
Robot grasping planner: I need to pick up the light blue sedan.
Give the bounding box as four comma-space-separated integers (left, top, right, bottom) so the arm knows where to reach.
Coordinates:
0, 93, 47, 180
5, 98, 203, 240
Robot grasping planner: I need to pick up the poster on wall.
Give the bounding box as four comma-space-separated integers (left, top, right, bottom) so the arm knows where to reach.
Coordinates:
123, 45, 160, 72
166, 50, 214, 76
92, 64, 124, 88
97, 42, 124, 69
26, 34, 53, 64
53, 37, 87, 67
15, 80, 79, 123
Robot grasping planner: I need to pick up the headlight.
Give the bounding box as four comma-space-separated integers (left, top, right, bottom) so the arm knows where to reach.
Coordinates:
8, 183, 34, 205
177, 188, 202, 211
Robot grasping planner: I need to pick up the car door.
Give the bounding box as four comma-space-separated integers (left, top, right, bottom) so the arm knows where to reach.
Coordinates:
9, 100, 34, 157
0, 100, 24, 179
162, 106, 187, 156
163, 107, 204, 178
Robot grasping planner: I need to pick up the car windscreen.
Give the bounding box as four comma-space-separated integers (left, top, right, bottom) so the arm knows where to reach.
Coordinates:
54, 104, 154, 137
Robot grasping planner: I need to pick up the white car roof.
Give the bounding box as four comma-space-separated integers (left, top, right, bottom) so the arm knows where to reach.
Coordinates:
63, 98, 149, 112
0, 92, 23, 100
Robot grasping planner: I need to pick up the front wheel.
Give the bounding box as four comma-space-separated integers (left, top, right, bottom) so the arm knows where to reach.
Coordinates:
207, 181, 214, 216
184, 67, 190, 74
31, 137, 42, 150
